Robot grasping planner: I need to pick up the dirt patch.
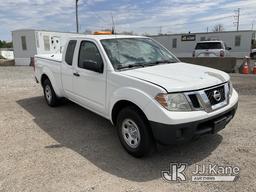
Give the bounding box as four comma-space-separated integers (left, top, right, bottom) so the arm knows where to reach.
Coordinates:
0, 59, 15, 66
0, 67, 255, 192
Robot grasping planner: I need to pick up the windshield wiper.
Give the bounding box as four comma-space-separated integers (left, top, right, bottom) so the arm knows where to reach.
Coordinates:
117, 64, 145, 70
150, 60, 176, 65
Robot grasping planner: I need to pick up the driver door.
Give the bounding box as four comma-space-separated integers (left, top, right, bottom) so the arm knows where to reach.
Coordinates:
72, 40, 106, 115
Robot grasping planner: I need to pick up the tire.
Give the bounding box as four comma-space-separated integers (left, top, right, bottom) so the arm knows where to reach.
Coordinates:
116, 106, 155, 158
252, 53, 256, 60
43, 79, 58, 107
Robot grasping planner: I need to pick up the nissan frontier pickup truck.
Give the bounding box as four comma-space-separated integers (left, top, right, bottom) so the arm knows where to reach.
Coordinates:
34, 35, 238, 157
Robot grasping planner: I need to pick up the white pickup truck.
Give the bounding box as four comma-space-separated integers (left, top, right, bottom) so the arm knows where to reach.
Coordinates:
34, 35, 238, 157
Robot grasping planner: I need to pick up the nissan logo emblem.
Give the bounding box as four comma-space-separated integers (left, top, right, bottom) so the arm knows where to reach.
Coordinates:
213, 90, 221, 101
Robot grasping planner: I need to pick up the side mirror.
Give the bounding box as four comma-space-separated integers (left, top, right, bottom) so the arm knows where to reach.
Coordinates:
227, 47, 232, 50
82, 60, 103, 73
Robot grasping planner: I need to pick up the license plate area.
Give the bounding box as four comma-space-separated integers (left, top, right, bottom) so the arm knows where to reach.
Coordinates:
213, 116, 228, 133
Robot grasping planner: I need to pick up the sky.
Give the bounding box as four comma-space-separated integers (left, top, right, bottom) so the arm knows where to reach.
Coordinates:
0, 0, 256, 41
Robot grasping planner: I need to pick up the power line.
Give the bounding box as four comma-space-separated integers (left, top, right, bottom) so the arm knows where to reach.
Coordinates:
81, 0, 111, 31
128, 15, 234, 29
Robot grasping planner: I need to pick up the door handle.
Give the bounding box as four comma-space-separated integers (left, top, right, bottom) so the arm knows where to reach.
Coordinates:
73, 72, 80, 77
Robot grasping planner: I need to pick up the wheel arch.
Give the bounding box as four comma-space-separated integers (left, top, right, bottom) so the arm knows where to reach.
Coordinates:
40, 67, 63, 97
111, 100, 150, 127
41, 74, 49, 87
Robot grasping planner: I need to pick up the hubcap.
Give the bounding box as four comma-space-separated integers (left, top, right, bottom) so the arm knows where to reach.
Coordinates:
45, 85, 52, 103
121, 119, 141, 149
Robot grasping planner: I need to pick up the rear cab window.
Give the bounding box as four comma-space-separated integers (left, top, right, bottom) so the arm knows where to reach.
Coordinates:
195, 42, 222, 50
65, 40, 77, 65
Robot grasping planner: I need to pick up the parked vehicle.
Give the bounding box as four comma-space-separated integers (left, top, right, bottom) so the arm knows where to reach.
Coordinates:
193, 41, 231, 58
250, 48, 256, 59
34, 35, 238, 157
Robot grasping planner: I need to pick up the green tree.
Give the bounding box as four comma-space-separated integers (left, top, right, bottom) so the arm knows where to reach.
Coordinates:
0, 40, 13, 48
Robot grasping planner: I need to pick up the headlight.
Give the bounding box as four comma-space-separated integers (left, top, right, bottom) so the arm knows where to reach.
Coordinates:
155, 93, 192, 111
228, 81, 233, 97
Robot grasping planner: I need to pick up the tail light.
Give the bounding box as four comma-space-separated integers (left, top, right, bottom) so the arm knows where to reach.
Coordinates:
192, 51, 195, 58
220, 50, 224, 57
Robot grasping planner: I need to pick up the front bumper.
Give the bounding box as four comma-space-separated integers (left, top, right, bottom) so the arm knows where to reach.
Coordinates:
150, 102, 238, 145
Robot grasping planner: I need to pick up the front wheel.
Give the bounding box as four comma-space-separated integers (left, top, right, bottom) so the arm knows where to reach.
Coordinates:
43, 79, 58, 107
116, 106, 155, 158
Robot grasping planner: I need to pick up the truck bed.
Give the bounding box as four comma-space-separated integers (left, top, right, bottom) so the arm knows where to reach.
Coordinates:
34, 53, 63, 96
35, 54, 62, 62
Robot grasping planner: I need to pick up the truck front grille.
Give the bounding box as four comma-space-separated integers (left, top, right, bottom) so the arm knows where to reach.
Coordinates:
185, 83, 230, 113
188, 94, 201, 108
205, 85, 225, 105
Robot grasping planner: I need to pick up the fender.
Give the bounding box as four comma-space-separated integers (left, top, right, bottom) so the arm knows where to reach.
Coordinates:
41, 66, 63, 97
109, 86, 156, 123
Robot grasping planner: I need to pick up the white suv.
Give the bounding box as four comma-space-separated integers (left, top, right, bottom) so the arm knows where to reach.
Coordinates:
193, 41, 231, 58
250, 48, 256, 59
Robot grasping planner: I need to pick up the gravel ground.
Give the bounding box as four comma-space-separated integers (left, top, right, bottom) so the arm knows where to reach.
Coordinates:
0, 66, 255, 192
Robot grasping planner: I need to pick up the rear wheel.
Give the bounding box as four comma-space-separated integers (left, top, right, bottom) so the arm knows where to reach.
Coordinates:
116, 106, 155, 158
43, 79, 58, 107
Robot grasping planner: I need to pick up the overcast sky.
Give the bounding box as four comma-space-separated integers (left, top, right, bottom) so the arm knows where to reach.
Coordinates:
0, 0, 256, 41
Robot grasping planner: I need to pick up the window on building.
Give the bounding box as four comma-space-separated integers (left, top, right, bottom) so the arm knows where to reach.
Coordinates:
21, 36, 27, 50
43, 35, 50, 51
172, 38, 177, 48
200, 37, 206, 41
65, 40, 77, 66
35, 32, 39, 48
235, 35, 241, 47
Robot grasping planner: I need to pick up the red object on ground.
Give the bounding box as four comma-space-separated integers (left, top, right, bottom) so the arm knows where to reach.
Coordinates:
242, 62, 249, 74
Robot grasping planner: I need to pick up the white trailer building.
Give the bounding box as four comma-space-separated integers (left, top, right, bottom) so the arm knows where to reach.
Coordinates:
151, 30, 256, 58
12, 29, 81, 65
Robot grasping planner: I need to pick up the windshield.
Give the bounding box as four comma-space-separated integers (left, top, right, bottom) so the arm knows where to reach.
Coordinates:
195, 42, 223, 50
100, 38, 179, 70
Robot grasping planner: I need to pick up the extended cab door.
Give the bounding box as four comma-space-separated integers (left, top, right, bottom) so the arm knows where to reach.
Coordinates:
72, 40, 106, 115
61, 40, 77, 96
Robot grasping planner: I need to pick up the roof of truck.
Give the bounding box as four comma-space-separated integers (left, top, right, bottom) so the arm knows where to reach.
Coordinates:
69, 35, 147, 41
196, 41, 224, 43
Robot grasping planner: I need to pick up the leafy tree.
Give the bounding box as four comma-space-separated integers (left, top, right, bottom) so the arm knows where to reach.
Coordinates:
0, 40, 13, 48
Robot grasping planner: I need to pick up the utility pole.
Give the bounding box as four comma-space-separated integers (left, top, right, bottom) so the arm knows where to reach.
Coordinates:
234, 8, 240, 31
159, 26, 162, 34
76, 0, 79, 33
111, 13, 115, 34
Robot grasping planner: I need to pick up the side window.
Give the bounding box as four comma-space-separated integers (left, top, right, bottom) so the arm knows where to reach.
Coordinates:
36, 32, 39, 48
78, 41, 103, 70
235, 35, 241, 47
172, 38, 177, 48
200, 37, 206, 41
43, 35, 50, 51
21, 36, 27, 50
65, 40, 77, 65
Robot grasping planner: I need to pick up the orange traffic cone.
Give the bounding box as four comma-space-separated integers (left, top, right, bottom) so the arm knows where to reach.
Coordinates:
253, 63, 256, 74
242, 62, 249, 74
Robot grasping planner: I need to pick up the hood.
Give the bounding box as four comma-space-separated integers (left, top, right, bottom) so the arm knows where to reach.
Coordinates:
120, 62, 230, 92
